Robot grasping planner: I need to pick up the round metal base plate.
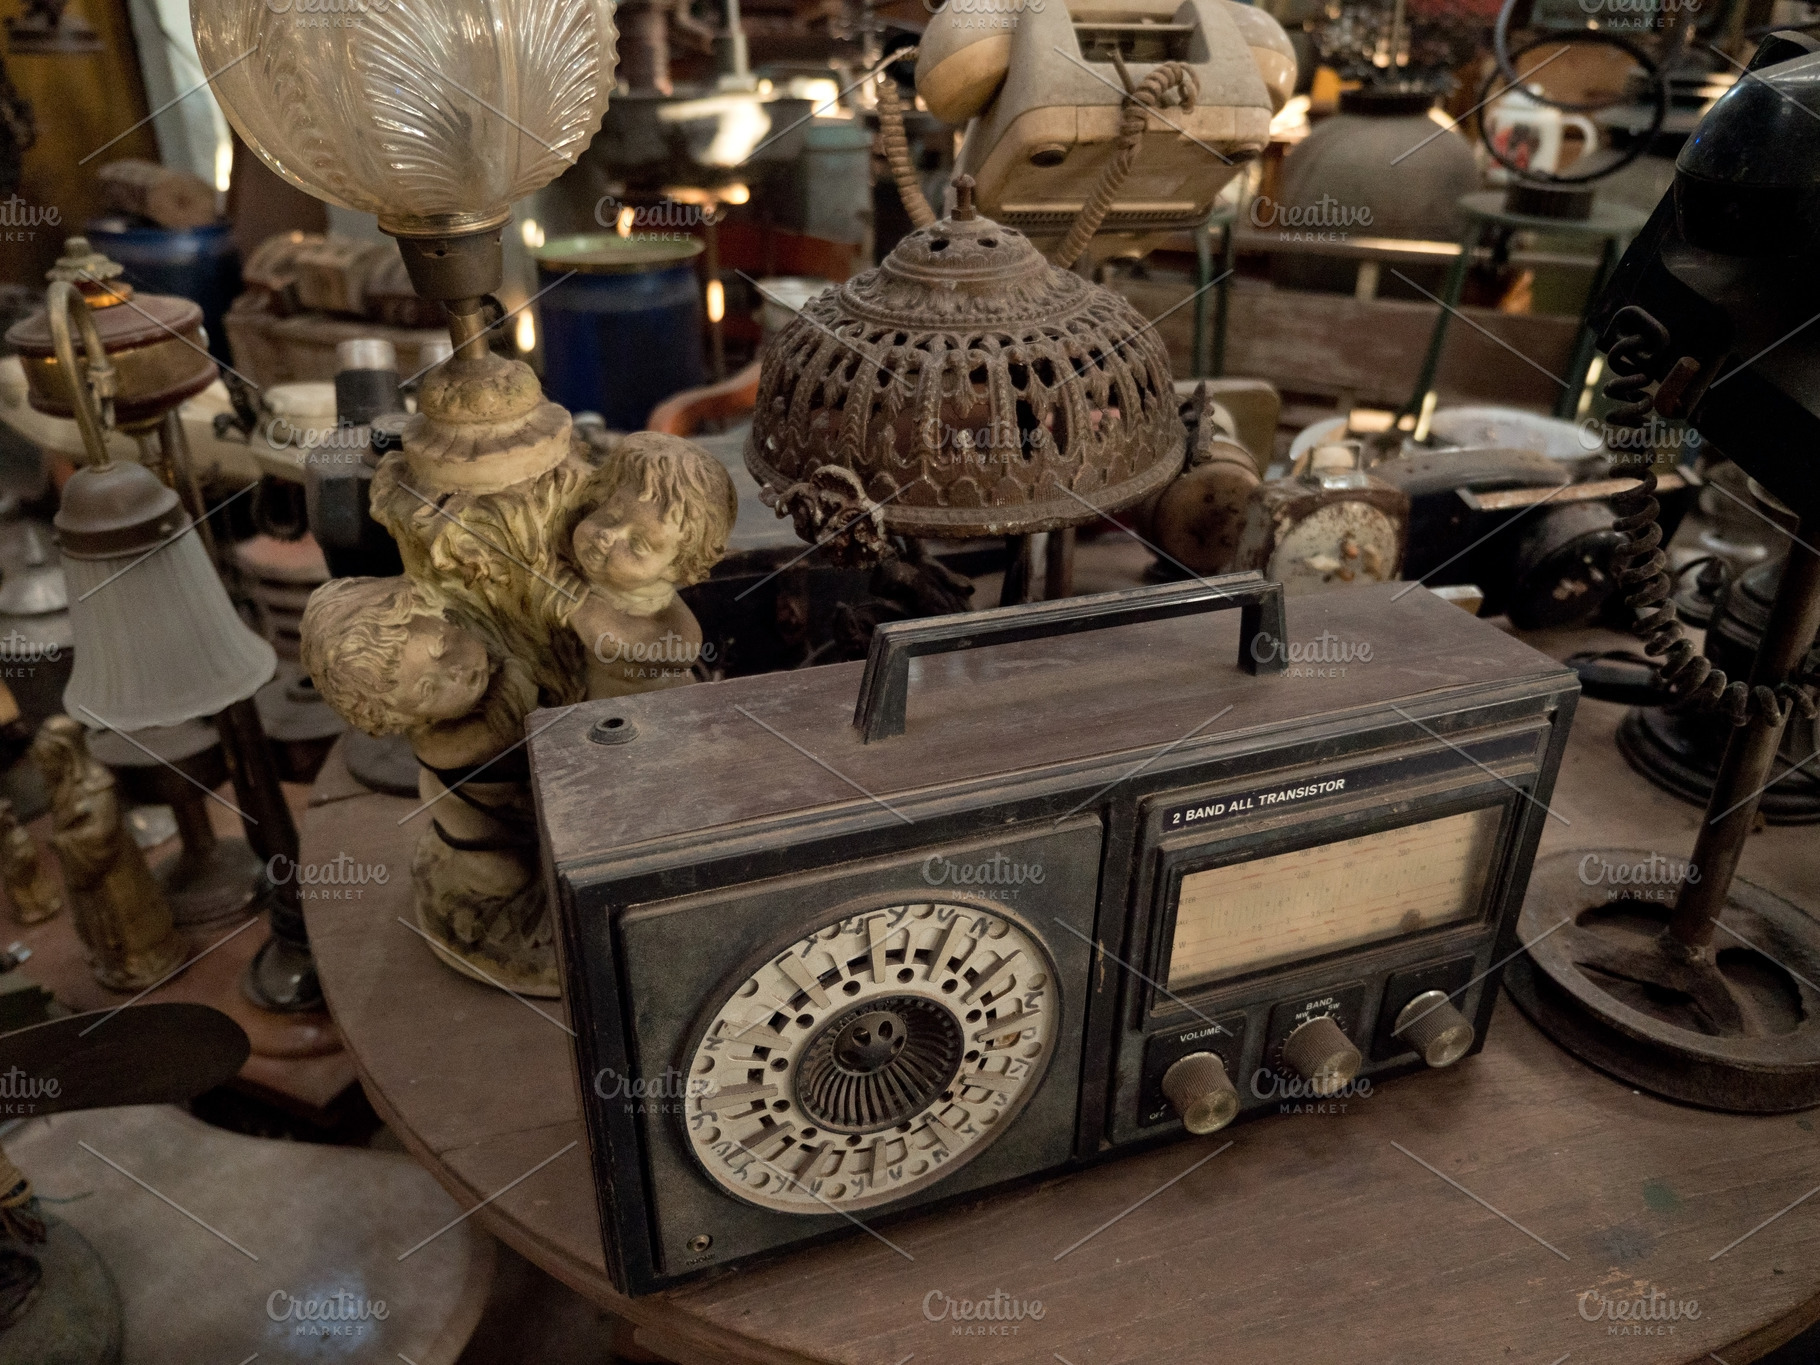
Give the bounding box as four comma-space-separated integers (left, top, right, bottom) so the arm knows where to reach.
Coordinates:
0, 1216, 124, 1365
1617, 707, 1820, 824
160, 836, 264, 932
1506, 849, 1820, 1112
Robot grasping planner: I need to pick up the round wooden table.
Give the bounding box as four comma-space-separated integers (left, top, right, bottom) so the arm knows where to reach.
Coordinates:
302, 657, 1820, 1365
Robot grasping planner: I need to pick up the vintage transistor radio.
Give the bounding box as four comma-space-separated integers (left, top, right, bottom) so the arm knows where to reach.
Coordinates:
530, 574, 1578, 1295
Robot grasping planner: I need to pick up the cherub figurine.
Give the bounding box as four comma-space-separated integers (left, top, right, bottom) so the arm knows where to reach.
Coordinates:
302, 578, 552, 993
0, 800, 59, 926
29, 717, 185, 991
565, 433, 737, 700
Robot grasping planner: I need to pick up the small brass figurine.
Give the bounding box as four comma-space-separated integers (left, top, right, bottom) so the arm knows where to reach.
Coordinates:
0, 800, 60, 926
566, 434, 737, 701
29, 717, 185, 992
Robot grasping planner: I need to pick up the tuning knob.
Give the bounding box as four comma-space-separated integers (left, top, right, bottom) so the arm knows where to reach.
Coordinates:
1281, 1015, 1362, 1096
1162, 1052, 1241, 1134
1393, 990, 1476, 1068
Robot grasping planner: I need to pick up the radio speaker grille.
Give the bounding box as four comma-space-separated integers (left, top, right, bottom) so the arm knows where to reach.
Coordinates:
795, 996, 964, 1134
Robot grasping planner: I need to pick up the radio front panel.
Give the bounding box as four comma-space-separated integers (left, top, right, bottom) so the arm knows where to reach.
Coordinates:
1104, 721, 1556, 1146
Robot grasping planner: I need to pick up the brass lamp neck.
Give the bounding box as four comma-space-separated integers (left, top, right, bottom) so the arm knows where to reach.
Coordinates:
46, 281, 118, 468
447, 301, 493, 362
385, 223, 507, 361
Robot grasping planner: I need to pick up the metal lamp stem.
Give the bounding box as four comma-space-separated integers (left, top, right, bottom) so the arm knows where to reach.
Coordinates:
1669, 512, 1820, 949
217, 697, 322, 1013
44, 282, 117, 467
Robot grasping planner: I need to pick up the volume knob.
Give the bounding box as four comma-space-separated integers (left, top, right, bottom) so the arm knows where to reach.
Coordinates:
1281, 1015, 1362, 1096
1162, 1052, 1241, 1134
1394, 990, 1476, 1068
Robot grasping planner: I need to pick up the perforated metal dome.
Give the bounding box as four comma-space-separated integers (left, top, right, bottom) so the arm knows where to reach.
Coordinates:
746, 178, 1185, 538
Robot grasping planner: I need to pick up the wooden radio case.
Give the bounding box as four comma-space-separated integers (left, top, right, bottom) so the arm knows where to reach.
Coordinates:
529, 574, 1579, 1294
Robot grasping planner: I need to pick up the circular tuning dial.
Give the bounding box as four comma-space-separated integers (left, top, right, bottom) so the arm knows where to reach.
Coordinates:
681, 901, 1059, 1216
1281, 1015, 1362, 1096
1162, 1052, 1241, 1134
1393, 990, 1476, 1068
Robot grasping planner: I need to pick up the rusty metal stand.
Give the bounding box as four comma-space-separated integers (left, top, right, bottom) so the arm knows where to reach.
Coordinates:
1000, 536, 1033, 607
1045, 527, 1076, 600
1506, 512, 1820, 1111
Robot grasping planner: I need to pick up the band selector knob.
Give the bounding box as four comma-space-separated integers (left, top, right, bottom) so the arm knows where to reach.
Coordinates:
1393, 990, 1476, 1068
1162, 1052, 1241, 1134
1281, 1015, 1362, 1096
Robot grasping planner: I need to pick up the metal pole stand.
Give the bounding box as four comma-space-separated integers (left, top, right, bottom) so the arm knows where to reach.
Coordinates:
1397, 191, 1646, 428
217, 696, 324, 1014
1505, 511, 1820, 1111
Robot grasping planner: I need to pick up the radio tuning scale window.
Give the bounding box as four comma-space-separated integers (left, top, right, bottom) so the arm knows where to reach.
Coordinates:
1166, 807, 1504, 992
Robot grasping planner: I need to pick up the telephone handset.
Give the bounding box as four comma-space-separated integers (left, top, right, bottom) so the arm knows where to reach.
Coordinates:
914, 0, 1292, 257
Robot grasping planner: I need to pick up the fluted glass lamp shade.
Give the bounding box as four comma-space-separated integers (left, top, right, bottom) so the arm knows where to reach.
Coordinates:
56, 462, 276, 732
190, 0, 618, 237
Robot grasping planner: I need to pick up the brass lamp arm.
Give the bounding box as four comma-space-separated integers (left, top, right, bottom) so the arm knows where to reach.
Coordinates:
46, 280, 119, 466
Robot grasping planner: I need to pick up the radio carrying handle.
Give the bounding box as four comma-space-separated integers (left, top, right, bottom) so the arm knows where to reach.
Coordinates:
854, 573, 1287, 742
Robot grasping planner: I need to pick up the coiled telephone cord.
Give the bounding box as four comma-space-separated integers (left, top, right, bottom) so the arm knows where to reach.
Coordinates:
1603, 304, 1819, 727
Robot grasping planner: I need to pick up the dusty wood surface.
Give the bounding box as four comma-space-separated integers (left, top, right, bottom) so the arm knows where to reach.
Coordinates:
8, 1104, 493, 1364
304, 625, 1820, 1365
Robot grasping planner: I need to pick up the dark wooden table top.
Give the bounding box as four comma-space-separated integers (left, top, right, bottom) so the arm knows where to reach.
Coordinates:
302, 623, 1820, 1365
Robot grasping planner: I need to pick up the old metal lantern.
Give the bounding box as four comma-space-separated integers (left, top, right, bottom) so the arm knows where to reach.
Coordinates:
746, 178, 1186, 539
4, 238, 218, 434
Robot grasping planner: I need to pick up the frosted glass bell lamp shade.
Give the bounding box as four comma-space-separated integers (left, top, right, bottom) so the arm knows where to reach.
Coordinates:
56, 462, 276, 732
191, 0, 618, 240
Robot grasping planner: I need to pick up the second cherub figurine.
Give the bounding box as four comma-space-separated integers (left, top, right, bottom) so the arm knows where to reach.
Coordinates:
564, 433, 738, 700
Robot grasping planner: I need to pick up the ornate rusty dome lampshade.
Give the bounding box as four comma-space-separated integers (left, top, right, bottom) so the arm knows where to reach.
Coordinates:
747, 178, 1185, 539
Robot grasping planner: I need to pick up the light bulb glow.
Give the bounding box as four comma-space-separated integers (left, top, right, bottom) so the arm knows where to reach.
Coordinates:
656, 93, 773, 167
1270, 93, 1310, 137
516, 310, 537, 352
521, 219, 546, 249
790, 77, 840, 110
706, 279, 725, 324
617, 206, 635, 237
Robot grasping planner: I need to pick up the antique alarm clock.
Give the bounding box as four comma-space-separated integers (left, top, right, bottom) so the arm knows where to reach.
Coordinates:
531, 573, 1578, 1293
1230, 443, 1409, 593
1131, 397, 1408, 592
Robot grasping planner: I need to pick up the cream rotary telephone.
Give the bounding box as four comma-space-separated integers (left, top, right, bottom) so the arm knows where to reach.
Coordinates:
914, 0, 1293, 260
